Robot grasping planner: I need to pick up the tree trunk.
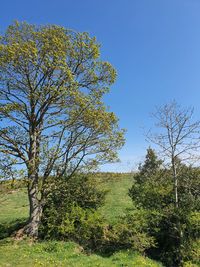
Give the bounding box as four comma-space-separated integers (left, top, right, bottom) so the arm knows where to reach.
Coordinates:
24, 125, 43, 237
174, 174, 178, 208
24, 175, 43, 238
172, 158, 178, 208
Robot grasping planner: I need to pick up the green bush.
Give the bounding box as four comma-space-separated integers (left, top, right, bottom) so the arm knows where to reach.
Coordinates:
40, 175, 107, 250
40, 174, 156, 255
58, 204, 106, 249
104, 208, 155, 254
129, 149, 200, 267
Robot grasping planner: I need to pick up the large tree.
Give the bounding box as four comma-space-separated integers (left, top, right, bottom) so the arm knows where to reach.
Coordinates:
0, 22, 125, 237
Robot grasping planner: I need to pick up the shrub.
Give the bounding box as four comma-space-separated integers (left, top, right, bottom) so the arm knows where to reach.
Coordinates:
107, 208, 155, 254
129, 149, 200, 267
40, 175, 107, 250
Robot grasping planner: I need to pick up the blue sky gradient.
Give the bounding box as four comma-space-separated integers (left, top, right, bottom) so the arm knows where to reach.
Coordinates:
1, 0, 200, 171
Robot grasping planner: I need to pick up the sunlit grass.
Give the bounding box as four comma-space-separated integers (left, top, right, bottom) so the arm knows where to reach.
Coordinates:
0, 188, 28, 223
99, 175, 133, 224
0, 239, 162, 267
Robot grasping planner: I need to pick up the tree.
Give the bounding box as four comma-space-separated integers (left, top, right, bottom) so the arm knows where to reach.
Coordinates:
129, 148, 171, 211
138, 147, 163, 178
147, 101, 200, 208
0, 22, 125, 237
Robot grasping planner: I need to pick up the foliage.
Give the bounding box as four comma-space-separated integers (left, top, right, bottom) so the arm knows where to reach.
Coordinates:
40, 175, 107, 250
129, 148, 200, 267
102, 208, 155, 254
148, 209, 200, 267
41, 173, 155, 254
138, 148, 163, 178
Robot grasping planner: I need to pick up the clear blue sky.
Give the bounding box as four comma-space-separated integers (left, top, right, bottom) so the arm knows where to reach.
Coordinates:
1, 0, 200, 172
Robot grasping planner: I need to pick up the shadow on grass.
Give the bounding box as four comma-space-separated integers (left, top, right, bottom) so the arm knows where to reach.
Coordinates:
0, 218, 27, 239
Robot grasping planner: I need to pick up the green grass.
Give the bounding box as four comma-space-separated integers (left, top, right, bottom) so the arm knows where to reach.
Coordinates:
0, 188, 28, 239
99, 175, 133, 224
0, 188, 28, 223
0, 175, 163, 267
0, 239, 162, 267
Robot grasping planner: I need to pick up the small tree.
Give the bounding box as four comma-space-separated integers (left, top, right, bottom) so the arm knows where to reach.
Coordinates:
138, 147, 163, 177
147, 101, 200, 208
0, 22, 125, 237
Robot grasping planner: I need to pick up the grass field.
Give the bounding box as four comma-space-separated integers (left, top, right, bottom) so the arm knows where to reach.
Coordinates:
99, 175, 133, 224
0, 175, 163, 267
